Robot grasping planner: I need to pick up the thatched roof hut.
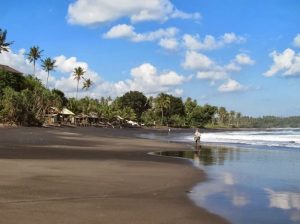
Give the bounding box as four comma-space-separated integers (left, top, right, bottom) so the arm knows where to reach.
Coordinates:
0, 64, 23, 75
60, 108, 75, 116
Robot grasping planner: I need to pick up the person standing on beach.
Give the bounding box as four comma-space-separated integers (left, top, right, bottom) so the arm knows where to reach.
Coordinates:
194, 129, 201, 146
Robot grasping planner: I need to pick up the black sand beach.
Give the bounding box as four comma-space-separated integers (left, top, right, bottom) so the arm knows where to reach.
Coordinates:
0, 127, 229, 224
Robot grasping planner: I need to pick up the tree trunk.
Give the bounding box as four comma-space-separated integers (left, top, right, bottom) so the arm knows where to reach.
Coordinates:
46, 71, 49, 88
33, 60, 36, 76
161, 108, 164, 125
76, 80, 79, 99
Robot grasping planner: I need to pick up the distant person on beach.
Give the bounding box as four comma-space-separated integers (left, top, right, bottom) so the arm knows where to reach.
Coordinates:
194, 129, 201, 146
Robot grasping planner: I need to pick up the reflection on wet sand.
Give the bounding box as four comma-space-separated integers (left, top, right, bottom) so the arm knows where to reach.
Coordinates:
265, 188, 300, 222
158, 145, 241, 167
156, 144, 300, 224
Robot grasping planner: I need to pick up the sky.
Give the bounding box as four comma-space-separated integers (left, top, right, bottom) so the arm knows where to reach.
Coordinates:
1, 0, 300, 117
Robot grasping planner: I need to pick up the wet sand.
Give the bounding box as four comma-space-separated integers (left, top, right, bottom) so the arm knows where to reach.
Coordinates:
0, 127, 229, 224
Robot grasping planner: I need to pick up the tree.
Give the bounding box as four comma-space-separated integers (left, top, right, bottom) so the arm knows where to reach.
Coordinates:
155, 93, 171, 125
0, 69, 26, 95
0, 87, 25, 124
52, 89, 68, 106
168, 95, 185, 117
73, 66, 85, 99
41, 57, 56, 88
141, 109, 159, 126
236, 112, 242, 127
27, 46, 43, 76
0, 29, 13, 53
82, 78, 93, 94
118, 91, 148, 121
0, 76, 62, 126
185, 97, 197, 115
218, 107, 227, 125
229, 110, 236, 126
119, 107, 136, 121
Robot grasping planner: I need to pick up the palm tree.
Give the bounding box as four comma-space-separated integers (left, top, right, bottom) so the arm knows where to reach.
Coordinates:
73, 66, 85, 99
27, 46, 43, 76
155, 93, 171, 125
0, 29, 13, 53
82, 78, 93, 91
229, 110, 236, 126
236, 112, 242, 127
41, 57, 56, 88
218, 107, 227, 125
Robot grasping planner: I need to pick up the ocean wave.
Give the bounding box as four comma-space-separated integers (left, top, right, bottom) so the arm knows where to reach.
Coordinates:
182, 130, 300, 149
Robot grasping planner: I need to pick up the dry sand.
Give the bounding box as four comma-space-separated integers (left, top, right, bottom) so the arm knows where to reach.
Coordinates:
0, 127, 229, 224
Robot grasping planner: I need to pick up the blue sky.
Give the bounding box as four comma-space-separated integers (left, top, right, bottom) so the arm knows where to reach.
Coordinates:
1, 0, 300, 117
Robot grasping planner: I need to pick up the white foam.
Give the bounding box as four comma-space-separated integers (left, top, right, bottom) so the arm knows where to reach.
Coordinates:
183, 129, 300, 149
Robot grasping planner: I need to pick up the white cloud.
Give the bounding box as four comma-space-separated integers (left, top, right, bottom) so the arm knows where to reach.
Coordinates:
221, 32, 246, 44
183, 33, 246, 51
170, 9, 201, 20
0, 49, 59, 87
197, 70, 228, 81
264, 48, 300, 77
158, 38, 179, 50
218, 79, 246, 92
182, 51, 214, 70
174, 88, 183, 96
1, 49, 186, 97
182, 34, 201, 50
67, 0, 200, 25
224, 62, 241, 72
183, 51, 254, 83
103, 24, 135, 39
293, 34, 300, 47
0, 48, 32, 74
104, 24, 178, 42
234, 53, 255, 65
159, 71, 184, 85
54, 55, 88, 73
124, 63, 186, 94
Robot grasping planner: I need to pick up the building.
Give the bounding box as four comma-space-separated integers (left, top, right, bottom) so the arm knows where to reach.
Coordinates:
0, 64, 23, 75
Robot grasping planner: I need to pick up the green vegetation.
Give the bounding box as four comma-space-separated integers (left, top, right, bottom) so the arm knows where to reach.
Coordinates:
1, 28, 299, 128
0, 76, 63, 126
2, 69, 299, 128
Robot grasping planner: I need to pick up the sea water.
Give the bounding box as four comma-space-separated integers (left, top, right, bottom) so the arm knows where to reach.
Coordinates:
141, 129, 300, 224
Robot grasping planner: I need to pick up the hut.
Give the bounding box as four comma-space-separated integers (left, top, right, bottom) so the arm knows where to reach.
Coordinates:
0, 64, 23, 75
60, 108, 75, 125
88, 112, 99, 126
44, 107, 60, 125
75, 113, 89, 126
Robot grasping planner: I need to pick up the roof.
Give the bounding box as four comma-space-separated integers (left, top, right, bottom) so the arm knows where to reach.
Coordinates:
0, 64, 23, 74
75, 113, 88, 118
60, 108, 75, 115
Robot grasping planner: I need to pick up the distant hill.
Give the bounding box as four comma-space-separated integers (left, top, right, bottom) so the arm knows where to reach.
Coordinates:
239, 116, 300, 128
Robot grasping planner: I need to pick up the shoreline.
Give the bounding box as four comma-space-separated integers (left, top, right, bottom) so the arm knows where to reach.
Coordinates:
0, 126, 229, 224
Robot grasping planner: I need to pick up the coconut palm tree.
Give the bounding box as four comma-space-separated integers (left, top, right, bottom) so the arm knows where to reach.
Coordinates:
27, 46, 43, 76
73, 66, 85, 99
41, 57, 56, 88
155, 93, 171, 125
82, 78, 93, 91
236, 112, 242, 127
0, 29, 13, 53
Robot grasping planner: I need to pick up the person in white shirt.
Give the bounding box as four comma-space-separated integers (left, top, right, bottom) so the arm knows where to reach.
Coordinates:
194, 129, 201, 146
